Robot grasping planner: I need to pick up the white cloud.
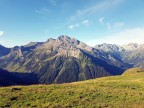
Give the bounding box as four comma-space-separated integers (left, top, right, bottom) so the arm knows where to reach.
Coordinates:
68, 24, 79, 29
98, 17, 125, 31
68, 20, 89, 29
107, 22, 125, 31
85, 27, 144, 46
35, 7, 49, 15
0, 31, 4, 36
113, 22, 125, 28
81, 20, 89, 25
99, 17, 104, 24
68, 25, 74, 29
70, 0, 123, 20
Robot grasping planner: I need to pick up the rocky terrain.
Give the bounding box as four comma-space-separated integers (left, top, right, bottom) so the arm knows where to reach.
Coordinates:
95, 43, 144, 68
0, 35, 129, 85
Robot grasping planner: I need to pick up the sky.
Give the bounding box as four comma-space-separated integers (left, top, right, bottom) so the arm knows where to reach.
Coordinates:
0, 0, 144, 47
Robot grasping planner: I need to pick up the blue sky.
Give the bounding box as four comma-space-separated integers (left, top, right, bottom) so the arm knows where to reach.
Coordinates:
0, 0, 144, 47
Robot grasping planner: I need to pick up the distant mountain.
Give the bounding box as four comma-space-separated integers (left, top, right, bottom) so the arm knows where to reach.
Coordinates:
95, 43, 125, 60
95, 43, 125, 52
122, 45, 144, 68
0, 35, 128, 85
0, 45, 10, 57
95, 43, 144, 68
122, 43, 140, 51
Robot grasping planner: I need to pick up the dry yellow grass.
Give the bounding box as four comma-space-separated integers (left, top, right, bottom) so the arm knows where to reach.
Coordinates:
122, 67, 144, 75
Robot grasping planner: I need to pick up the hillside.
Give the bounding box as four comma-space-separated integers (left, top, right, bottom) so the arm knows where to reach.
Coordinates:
0, 35, 127, 85
0, 68, 38, 86
1, 72, 144, 108
122, 67, 144, 75
0, 68, 25, 86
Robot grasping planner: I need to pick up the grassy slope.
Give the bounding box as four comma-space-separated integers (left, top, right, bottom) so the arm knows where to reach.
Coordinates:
1, 73, 144, 108
122, 67, 144, 75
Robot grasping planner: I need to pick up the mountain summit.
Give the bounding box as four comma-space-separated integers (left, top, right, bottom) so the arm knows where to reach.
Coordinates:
58, 35, 80, 44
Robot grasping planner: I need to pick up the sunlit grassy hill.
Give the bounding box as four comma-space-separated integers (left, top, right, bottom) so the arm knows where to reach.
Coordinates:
122, 67, 144, 75
1, 69, 144, 108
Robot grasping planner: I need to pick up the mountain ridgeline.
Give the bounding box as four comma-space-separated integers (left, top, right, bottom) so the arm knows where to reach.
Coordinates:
95, 43, 144, 68
0, 35, 143, 86
0, 36, 127, 85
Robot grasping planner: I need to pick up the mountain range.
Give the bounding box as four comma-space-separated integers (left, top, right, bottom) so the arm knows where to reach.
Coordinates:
95, 43, 144, 68
0, 35, 143, 86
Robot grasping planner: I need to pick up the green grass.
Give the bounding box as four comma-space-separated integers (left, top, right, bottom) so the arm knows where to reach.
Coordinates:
122, 67, 144, 75
1, 72, 144, 108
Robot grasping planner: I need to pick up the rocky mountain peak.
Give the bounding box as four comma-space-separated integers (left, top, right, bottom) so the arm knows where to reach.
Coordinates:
24, 42, 43, 47
46, 38, 56, 42
25, 42, 38, 47
122, 43, 140, 50
95, 43, 125, 52
58, 35, 70, 40
58, 35, 80, 46
127, 43, 139, 46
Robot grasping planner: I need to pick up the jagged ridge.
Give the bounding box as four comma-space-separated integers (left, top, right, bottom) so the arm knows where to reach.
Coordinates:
0, 35, 127, 84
